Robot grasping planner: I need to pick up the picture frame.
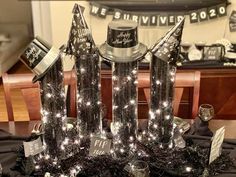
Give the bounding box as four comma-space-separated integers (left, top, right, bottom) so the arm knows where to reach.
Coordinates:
203, 44, 225, 61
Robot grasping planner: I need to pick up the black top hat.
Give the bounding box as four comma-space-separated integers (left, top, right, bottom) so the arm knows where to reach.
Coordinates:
20, 37, 60, 83
99, 20, 147, 62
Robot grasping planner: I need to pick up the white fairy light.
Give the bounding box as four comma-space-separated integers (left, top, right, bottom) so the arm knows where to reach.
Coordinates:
56, 113, 61, 118
78, 98, 83, 103
62, 126, 67, 131
130, 99, 135, 104
114, 86, 120, 91
46, 93, 52, 98
44, 110, 49, 116
112, 76, 117, 81
156, 80, 161, 85
86, 101, 91, 106
134, 80, 138, 84
165, 115, 171, 120
129, 136, 134, 141
35, 165, 40, 170
110, 149, 114, 154
132, 69, 137, 74
70, 169, 77, 176
63, 137, 69, 145
137, 135, 142, 141
149, 110, 155, 119
153, 124, 158, 129
60, 145, 65, 150
156, 109, 161, 114
152, 136, 157, 140
127, 76, 132, 81
80, 68, 86, 73
185, 166, 192, 172
74, 139, 79, 144
162, 101, 168, 107
170, 70, 175, 76
168, 142, 173, 149
124, 105, 128, 109
45, 154, 50, 160
42, 116, 48, 123
60, 92, 66, 98
112, 105, 118, 110
120, 148, 125, 153
97, 101, 101, 105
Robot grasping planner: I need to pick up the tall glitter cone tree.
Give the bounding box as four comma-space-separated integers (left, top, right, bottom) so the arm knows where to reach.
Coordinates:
66, 4, 102, 137
148, 18, 185, 148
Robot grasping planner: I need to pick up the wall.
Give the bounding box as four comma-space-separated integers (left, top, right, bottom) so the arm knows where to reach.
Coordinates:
0, 0, 32, 34
46, 0, 236, 49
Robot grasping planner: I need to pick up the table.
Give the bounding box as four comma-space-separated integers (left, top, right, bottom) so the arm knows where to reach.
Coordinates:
1, 119, 236, 138
0, 120, 236, 177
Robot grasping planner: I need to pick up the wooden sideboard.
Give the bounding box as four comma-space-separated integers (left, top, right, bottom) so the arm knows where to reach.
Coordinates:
101, 68, 236, 120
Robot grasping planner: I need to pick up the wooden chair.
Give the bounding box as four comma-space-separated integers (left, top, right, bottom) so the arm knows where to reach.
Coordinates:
138, 70, 201, 119
2, 71, 76, 121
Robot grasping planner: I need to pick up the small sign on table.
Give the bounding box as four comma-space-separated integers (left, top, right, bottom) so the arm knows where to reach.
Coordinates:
23, 137, 44, 157
89, 136, 111, 156
209, 126, 225, 164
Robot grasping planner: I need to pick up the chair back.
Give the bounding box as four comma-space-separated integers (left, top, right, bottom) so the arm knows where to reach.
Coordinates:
138, 70, 201, 119
2, 71, 76, 121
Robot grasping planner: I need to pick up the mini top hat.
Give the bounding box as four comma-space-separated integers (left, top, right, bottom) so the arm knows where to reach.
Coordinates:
99, 20, 147, 62
20, 37, 60, 83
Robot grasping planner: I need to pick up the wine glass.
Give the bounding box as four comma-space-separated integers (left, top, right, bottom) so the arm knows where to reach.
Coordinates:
131, 160, 150, 177
181, 42, 192, 53
198, 104, 214, 122
180, 42, 192, 62
195, 41, 206, 51
195, 41, 206, 59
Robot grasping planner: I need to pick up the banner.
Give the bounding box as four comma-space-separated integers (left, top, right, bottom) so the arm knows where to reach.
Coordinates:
229, 10, 236, 32
90, 2, 228, 27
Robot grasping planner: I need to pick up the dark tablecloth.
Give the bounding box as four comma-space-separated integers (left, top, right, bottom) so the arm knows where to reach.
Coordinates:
0, 129, 235, 177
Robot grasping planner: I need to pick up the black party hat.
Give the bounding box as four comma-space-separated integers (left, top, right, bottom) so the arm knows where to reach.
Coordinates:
66, 3, 96, 56
150, 18, 185, 65
20, 37, 60, 83
99, 20, 147, 62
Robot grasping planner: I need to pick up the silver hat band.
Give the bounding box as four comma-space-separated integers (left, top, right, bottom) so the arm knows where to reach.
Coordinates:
32, 47, 59, 75
105, 43, 140, 62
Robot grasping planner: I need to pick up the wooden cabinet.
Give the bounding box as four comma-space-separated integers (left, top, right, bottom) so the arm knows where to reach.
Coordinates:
197, 69, 236, 120
101, 68, 236, 120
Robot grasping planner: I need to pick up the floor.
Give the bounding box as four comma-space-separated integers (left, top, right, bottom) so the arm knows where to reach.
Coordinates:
0, 61, 31, 122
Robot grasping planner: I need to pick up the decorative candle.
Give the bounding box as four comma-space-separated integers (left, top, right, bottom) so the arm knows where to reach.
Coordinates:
66, 4, 102, 137
20, 37, 67, 159
99, 20, 147, 158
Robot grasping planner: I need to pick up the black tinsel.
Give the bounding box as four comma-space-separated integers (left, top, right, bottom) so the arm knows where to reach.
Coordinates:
21, 135, 235, 177
40, 56, 67, 159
